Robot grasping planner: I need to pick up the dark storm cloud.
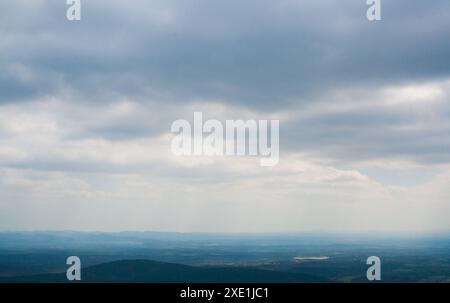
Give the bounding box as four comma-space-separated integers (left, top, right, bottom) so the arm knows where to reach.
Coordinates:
1, 0, 450, 107
1, 0, 450, 166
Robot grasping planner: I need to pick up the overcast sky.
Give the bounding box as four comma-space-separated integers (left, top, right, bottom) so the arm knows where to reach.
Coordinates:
1, 0, 450, 232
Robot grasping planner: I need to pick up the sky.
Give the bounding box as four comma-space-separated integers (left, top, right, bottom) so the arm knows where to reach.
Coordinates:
0, 0, 450, 232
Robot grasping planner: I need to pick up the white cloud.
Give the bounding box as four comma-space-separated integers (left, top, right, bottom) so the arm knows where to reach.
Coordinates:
1, 0, 450, 232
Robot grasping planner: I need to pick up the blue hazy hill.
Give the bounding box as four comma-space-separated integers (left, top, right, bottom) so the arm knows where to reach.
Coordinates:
1, 231, 450, 282
4, 259, 324, 283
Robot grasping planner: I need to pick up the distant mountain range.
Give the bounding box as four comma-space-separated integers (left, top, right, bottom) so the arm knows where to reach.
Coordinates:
2, 259, 324, 283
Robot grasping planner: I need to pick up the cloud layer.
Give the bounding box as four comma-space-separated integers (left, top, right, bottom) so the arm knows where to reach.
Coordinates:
1, 0, 450, 232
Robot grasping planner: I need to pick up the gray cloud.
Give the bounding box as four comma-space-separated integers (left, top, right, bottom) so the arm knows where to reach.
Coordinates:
1, 0, 450, 107
1, 1, 450, 231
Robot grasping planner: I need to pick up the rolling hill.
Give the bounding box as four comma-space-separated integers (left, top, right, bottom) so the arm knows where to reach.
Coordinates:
3, 259, 325, 283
